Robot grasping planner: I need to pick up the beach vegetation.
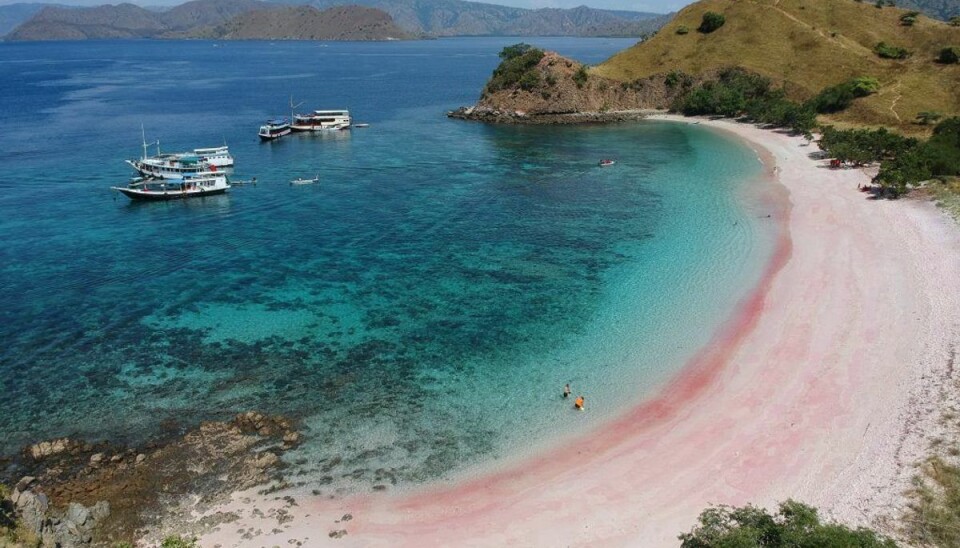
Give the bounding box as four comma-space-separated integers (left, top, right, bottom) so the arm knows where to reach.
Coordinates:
671, 68, 816, 136
874, 41, 911, 59
698, 12, 725, 34
161, 535, 199, 548
905, 456, 960, 547
937, 47, 959, 64
680, 499, 896, 547
484, 43, 545, 94
821, 118, 960, 196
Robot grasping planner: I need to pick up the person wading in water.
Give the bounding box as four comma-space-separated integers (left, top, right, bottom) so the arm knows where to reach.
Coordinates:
563, 383, 571, 399
574, 395, 585, 411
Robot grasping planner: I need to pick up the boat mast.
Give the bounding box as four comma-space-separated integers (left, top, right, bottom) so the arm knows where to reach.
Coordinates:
290, 95, 304, 122
141, 124, 148, 160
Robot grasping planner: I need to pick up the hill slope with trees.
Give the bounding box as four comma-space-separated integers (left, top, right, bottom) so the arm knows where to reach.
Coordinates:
594, 0, 960, 132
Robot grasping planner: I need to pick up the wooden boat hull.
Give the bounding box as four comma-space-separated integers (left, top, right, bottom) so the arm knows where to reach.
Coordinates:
113, 187, 228, 201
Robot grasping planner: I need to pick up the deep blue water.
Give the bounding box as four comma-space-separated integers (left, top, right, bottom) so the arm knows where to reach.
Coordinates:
0, 38, 776, 493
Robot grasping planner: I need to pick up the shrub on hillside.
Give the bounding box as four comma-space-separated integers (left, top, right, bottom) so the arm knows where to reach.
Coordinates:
937, 46, 960, 64
698, 12, 725, 33
664, 70, 693, 89
951, 16, 960, 26
572, 65, 589, 89
679, 500, 896, 547
874, 41, 911, 59
900, 11, 920, 26
806, 77, 879, 113
484, 43, 545, 94
676, 25, 690, 35
916, 111, 943, 125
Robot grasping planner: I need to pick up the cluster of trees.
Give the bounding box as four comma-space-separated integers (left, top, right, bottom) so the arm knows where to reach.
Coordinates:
484, 43, 545, 94
680, 500, 896, 547
820, 118, 960, 196
670, 68, 881, 136
807, 77, 880, 113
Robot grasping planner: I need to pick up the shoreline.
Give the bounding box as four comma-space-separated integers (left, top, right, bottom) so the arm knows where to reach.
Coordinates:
189, 116, 960, 546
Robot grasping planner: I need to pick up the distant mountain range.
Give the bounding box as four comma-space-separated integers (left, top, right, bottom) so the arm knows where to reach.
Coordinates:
1, 0, 672, 40
273, 0, 669, 37
198, 5, 413, 40
895, 0, 959, 20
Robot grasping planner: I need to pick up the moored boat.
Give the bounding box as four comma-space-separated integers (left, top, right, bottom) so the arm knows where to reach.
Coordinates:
259, 118, 291, 141
111, 171, 230, 201
126, 130, 234, 180
291, 110, 351, 132
290, 175, 319, 185
192, 146, 234, 168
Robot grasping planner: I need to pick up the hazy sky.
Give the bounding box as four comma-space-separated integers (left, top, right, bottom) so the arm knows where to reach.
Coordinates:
0, 0, 694, 14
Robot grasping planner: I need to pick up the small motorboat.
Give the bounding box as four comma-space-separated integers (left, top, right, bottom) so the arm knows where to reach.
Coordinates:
599, 159, 616, 167
291, 175, 319, 185
353, 123, 370, 128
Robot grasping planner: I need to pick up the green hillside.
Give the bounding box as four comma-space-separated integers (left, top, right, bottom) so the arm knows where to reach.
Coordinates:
594, 0, 960, 132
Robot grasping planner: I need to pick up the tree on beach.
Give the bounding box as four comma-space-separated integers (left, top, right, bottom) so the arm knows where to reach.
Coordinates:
679, 499, 896, 547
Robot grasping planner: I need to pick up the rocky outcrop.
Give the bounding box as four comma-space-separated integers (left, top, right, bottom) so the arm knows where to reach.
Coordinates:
448, 50, 695, 125
3, 412, 302, 545
7, 476, 110, 547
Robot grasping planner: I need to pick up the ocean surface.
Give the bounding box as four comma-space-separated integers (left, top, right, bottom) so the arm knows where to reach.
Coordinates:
0, 37, 779, 494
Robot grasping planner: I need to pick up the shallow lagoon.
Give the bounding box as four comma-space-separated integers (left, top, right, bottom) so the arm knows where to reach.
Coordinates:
0, 38, 776, 493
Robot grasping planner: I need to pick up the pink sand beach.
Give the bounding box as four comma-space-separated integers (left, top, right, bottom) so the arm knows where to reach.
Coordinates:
194, 117, 960, 547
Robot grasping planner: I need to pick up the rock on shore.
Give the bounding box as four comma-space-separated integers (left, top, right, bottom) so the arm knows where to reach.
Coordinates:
2, 412, 302, 546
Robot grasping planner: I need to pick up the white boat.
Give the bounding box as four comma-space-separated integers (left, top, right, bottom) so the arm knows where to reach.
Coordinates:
599, 159, 616, 167
126, 130, 234, 180
192, 146, 234, 168
259, 118, 291, 141
111, 171, 230, 201
291, 110, 351, 132
291, 175, 319, 185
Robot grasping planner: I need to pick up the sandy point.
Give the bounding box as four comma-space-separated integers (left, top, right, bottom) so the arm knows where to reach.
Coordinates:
196, 116, 960, 547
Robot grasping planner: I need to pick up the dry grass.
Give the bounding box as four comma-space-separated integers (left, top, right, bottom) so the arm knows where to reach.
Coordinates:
906, 456, 960, 547
594, 0, 960, 134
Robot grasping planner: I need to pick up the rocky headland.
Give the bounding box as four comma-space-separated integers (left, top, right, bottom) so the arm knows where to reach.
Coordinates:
447, 49, 695, 124
0, 412, 301, 546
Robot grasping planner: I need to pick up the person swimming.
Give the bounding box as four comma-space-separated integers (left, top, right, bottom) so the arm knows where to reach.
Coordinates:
563, 383, 571, 398
574, 395, 584, 411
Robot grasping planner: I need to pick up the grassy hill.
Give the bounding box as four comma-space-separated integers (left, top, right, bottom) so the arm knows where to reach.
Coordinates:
594, 0, 960, 132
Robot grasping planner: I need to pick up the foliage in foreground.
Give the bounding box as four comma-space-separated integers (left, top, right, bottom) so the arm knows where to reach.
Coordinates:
484, 43, 546, 94
905, 456, 960, 547
679, 499, 896, 547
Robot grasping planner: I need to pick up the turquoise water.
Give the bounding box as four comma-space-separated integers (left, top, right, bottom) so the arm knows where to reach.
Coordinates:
0, 38, 777, 493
